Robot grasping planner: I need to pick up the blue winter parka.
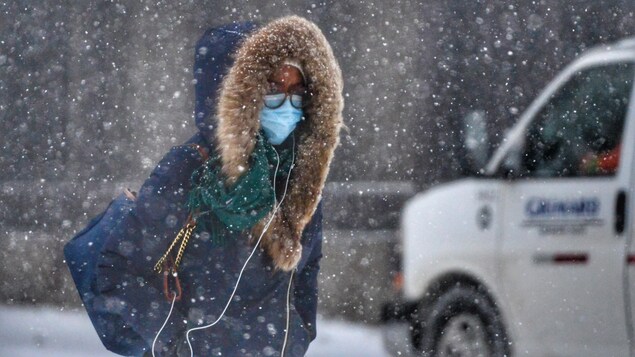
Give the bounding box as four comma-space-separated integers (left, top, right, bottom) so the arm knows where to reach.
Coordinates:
96, 16, 343, 357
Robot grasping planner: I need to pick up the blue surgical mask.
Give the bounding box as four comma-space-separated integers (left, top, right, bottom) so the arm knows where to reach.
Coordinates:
259, 98, 303, 145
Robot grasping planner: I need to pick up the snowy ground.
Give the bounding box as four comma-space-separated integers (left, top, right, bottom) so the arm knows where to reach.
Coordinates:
0, 305, 390, 357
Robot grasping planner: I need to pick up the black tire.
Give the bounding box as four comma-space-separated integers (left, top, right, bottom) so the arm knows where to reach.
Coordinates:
418, 284, 510, 357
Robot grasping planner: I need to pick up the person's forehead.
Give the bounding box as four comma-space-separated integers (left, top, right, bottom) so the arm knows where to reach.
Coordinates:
271, 65, 303, 82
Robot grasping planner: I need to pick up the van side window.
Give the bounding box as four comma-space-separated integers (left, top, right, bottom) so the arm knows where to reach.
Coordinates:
521, 63, 633, 178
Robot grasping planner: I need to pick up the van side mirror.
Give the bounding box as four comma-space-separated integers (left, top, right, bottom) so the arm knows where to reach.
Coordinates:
463, 110, 490, 175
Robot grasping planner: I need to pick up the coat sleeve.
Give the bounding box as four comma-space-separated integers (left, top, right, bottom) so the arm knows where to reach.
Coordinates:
95, 142, 205, 356
293, 201, 323, 342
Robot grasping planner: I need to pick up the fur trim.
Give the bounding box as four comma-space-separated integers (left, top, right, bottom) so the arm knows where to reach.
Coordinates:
215, 16, 343, 271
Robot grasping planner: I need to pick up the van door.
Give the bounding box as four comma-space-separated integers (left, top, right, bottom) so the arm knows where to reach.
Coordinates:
499, 62, 634, 356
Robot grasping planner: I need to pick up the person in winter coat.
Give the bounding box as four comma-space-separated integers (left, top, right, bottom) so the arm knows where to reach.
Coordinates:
95, 15, 343, 357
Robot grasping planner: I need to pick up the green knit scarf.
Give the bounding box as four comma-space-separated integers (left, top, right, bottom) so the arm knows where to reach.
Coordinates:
186, 134, 294, 246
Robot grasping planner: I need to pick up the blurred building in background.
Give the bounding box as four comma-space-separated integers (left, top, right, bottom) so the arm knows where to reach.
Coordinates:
0, 0, 633, 322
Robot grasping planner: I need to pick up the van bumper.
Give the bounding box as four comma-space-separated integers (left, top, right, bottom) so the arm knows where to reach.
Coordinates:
380, 300, 418, 356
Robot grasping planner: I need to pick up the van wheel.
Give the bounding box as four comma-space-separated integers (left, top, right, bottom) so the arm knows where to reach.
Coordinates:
419, 285, 509, 357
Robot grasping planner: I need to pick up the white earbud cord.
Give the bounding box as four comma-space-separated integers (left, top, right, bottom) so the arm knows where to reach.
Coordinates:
152, 289, 177, 357
280, 269, 295, 357
179, 136, 295, 357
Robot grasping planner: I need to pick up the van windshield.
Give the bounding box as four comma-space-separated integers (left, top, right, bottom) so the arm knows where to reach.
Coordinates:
518, 62, 634, 178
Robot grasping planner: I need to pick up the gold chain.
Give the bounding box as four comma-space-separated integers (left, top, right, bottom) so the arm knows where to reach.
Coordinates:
174, 221, 195, 271
153, 216, 196, 274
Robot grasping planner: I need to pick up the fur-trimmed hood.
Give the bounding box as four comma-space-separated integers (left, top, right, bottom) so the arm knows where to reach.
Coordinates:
213, 16, 343, 271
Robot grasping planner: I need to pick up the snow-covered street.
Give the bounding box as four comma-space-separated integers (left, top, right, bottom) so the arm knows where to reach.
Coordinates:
0, 305, 389, 357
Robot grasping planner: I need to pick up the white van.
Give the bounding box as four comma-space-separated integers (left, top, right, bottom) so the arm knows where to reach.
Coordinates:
382, 38, 635, 356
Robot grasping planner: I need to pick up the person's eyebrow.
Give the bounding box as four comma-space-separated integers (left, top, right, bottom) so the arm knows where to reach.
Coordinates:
267, 80, 285, 91
288, 83, 306, 92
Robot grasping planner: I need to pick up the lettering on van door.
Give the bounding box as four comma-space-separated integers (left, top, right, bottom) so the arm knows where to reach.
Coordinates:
522, 197, 603, 235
